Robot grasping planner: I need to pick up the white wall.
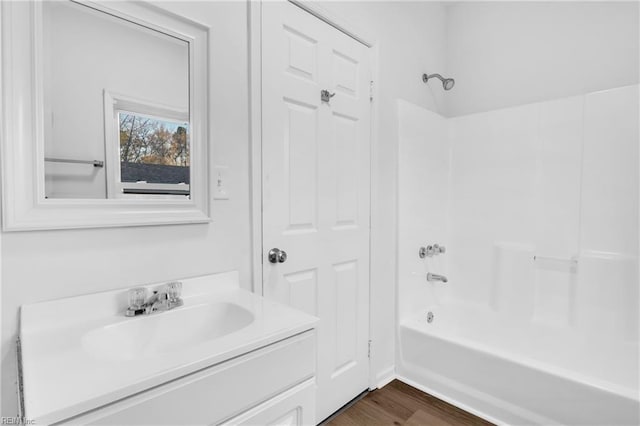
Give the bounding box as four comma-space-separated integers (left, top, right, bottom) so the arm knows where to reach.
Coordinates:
307, 1, 448, 385
445, 1, 640, 116
1, 1, 251, 416
43, 1, 189, 199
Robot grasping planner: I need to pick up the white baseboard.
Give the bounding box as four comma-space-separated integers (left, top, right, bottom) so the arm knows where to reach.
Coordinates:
373, 366, 396, 389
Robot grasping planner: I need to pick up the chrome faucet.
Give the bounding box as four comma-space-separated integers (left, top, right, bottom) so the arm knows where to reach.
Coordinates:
144, 290, 170, 314
125, 282, 184, 317
427, 273, 448, 283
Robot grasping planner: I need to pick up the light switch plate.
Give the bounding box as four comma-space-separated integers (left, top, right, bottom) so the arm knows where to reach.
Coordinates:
213, 166, 230, 200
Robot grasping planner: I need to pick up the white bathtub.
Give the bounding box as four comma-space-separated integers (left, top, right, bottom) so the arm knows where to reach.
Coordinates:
397, 302, 640, 425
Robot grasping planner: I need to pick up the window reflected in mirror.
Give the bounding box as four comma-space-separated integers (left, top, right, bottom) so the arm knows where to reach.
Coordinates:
118, 112, 190, 197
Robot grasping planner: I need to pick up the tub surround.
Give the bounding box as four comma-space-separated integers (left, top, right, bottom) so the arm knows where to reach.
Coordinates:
397, 85, 639, 425
19, 271, 318, 424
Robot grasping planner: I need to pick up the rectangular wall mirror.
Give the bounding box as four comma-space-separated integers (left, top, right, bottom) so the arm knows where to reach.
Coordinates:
1, 0, 210, 230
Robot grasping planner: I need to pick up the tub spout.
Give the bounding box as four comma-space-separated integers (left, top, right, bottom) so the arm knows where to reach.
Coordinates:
427, 273, 448, 283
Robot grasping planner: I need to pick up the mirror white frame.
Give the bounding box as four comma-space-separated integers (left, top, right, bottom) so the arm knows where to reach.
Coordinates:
0, 0, 210, 231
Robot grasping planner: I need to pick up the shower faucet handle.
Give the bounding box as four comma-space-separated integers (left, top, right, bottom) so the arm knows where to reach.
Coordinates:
434, 244, 446, 254
419, 244, 446, 258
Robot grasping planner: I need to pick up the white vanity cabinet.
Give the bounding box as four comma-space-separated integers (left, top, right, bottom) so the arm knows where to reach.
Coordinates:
57, 332, 316, 425
19, 272, 319, 426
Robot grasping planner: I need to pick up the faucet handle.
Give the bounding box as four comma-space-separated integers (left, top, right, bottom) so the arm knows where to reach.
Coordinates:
128, 287, 147, 309
166, 281, 183, 302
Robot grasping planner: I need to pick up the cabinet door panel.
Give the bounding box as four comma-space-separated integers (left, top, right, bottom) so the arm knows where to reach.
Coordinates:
219, 379, 315, 426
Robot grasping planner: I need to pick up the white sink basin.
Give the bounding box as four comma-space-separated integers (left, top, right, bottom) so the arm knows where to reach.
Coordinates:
82, 302, 254, 361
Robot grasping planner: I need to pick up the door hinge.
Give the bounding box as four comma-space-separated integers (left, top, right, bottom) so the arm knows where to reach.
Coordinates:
369, 81, 374, 102
368, 339, 372, 358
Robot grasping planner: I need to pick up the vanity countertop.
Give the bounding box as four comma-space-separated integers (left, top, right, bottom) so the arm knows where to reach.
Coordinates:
19, 271, 318, 425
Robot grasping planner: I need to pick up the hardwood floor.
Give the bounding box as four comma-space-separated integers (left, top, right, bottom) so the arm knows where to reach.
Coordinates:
323, 380, 494, 426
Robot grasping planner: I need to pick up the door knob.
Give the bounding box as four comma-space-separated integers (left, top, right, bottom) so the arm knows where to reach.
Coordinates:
268, 248, 288, 264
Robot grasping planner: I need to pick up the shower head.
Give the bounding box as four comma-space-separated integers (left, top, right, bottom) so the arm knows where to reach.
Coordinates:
443, 78, 455, 90
422, 73, 455, 91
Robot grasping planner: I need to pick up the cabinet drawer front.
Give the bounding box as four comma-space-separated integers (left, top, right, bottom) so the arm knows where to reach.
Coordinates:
60, 331, 315, 425
219, 379, 315, 426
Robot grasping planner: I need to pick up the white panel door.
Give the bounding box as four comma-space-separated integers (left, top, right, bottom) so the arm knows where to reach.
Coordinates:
261, 2, 371, 422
